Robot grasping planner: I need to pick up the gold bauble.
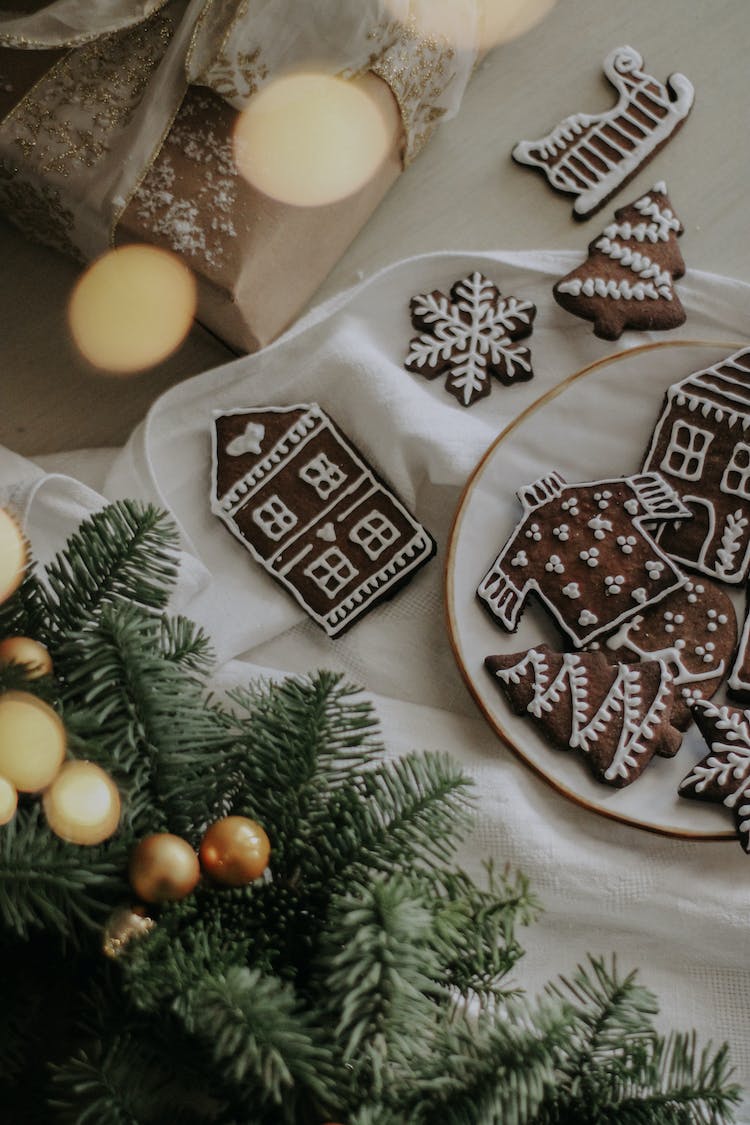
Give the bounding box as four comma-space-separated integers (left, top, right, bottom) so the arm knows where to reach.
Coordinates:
129, 833, 200, 904
0, 774, 17, 824
102, 905, 156, 959
43, 760, 121, 845
0, 636, 53, 679
199, 816, 271, 887
0, 691, 66, 792
0, 509, 25, 605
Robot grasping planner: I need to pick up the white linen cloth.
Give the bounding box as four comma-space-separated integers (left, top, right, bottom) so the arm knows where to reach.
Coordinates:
8, 249, 750, 1117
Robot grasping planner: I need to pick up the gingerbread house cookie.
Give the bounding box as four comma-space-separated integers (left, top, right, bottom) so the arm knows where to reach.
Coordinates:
211, 405, 436, 637
641, 347, 750, 583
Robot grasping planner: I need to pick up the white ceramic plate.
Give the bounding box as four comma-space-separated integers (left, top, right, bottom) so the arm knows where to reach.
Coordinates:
446, 340, 747, 839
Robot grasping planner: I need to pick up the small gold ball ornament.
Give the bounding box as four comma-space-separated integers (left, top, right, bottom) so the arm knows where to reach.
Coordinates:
102, 905, 156, 959
129, 833, 200, 903
0, 774, 18, 824
0, 636, 53, 679
43, 760, 121, 845
199, 815, 271, 886
0, 691, 66, 791
0, 509, 25, 605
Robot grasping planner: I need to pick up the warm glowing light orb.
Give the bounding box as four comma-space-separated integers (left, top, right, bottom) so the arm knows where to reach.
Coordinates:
43, 759, 121, 845
0, 509, 26, 605
386, 0, 557, 50
0, 636, 53, 679
0, 691, 66, 792
0, 775, 17, 825
233, 72, 396, 208
68, 244, 197, 373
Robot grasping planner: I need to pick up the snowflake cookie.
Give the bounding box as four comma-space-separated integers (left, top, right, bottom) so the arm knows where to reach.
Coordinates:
486, 645, 682, 787
405, 271, 536, 408
680, 699, 750, 852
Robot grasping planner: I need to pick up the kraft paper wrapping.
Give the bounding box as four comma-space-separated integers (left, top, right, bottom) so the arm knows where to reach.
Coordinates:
0, 1, 477, 353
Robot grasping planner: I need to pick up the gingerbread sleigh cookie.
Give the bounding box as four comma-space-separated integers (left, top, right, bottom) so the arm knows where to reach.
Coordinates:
512, 45, 694, 220
486, 645, 681, 787
405, 271, 536, 407
211, 405, 435, 637
477, 470, 690, 648
553, 184, 686, 340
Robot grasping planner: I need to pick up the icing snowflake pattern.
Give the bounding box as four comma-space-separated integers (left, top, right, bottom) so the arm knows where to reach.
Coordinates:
405, 271, 536, 407
681, 700, 750, 851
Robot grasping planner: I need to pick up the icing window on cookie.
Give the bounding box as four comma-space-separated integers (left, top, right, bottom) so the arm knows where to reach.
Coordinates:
305, 547, 358, 598
252, 495, 298, 540
349, 510, 400, 561
661, 421, 713, 481
721, 442, 750, 499
299, 453, 347, 498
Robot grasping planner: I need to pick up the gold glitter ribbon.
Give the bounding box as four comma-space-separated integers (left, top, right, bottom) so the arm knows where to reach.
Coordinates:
0, 1, 477, 259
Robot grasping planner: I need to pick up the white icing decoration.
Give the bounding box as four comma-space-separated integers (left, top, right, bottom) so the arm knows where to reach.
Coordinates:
660, 420, 713, 482
578, 610, 598, 627
632, 587, 648, 604
226, 422, 266, 457
545, 554, 565, 574
556, 277, 666, 302
645, 560, 665, 578
525, 523, 543, 541
316, 522, 336, 543
604, 575, 625, 596
406, 271, 535, 407
493, 648, 674, 785
580, 547, 599, 567
588, 514, 613, 539
553, 523, 570, 540
624, 499, 639, 515
562, 582, 581, 599
511, 551, 529, 567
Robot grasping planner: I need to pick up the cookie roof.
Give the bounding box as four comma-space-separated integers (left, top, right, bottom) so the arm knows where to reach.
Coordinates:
665, 347, 750, 425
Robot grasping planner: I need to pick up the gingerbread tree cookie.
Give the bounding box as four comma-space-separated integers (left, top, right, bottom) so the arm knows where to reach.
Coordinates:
553, 184, 686, 340
405, 270, 536, 407
486, 644, 682, 787
680, 699, 750, 851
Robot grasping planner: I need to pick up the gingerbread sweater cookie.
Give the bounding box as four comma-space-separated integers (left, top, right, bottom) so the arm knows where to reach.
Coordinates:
512, 45, 694, 220
486, 645, 682, 787
553, 184, 686, 340
211, 405, 435, 637
477, 470, 690, 647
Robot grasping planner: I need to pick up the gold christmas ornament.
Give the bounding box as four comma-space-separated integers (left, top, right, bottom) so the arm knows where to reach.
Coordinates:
102, 905, 156, 960
0, 774, 18, 825
129, 833, 200, 903
0, 508, 26, 605
199, 815, 271, 887
0, 636, 53, 679
0, 691, 66, 792
43, 760, 121, 845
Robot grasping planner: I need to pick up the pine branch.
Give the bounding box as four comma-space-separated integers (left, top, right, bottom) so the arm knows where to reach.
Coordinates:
175, 965, 338, 1122
43, 501, 180, 634
0, 567, 51, 644
159, 614, 215, 675
58, 602, 234, 841
315, 875, 443, 1101
0, 806, 128, 945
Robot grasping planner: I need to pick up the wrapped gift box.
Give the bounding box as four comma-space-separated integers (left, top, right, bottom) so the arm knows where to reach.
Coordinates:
0, 1, 477, 353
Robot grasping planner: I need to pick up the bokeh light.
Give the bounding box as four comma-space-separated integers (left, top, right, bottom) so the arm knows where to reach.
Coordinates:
0, 509, 26, 606
68, 245, 197, 374
43, 759, 121, 845
0, 691, 66, 792
0, 636, 53, 679
233, 72, 397, 208
0, 775, 17, 825
386, 0, 557, 51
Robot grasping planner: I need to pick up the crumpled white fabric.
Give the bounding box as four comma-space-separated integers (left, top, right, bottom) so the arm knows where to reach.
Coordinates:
12, 249, 750, 1118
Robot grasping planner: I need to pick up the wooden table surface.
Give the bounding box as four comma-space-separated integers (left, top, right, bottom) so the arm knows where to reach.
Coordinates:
1, 0, 748, 457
